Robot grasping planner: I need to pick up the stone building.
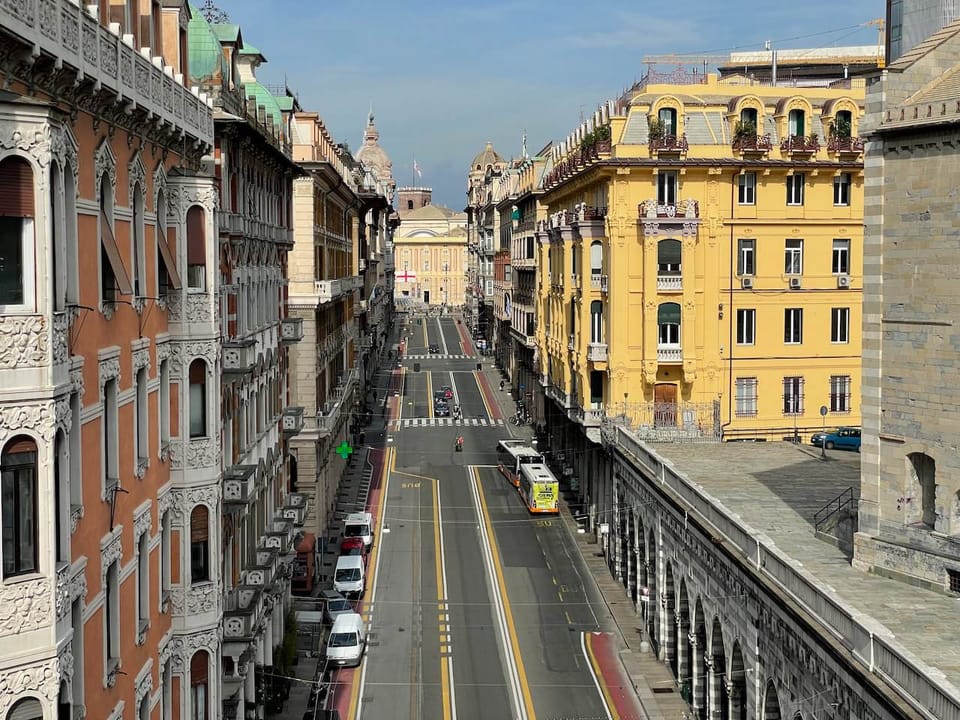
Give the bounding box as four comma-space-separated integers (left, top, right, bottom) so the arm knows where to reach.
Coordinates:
856, 19, 960, 593
465, 142, 507, 342
0, 2, 215, 719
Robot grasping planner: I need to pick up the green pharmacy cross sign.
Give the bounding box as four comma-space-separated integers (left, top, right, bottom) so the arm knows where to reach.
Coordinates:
335, 441, 354, 460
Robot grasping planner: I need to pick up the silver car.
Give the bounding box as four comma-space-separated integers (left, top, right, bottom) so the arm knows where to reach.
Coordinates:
320, 589, 354, 625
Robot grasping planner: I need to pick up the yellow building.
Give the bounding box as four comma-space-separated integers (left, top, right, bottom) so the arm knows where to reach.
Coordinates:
536, 69, 865, 445
394, 187, 468, 308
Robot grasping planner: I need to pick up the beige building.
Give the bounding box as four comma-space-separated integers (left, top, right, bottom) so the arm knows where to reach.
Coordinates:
857, 19, 960, 593
393, 188, 468, 308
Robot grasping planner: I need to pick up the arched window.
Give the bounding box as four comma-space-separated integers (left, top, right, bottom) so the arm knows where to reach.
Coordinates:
739, 107, 758, 129
190, 505, 210, 583
190, 650, 209, 720
658, 303, 681, 345
788, 108, 806, 137
0, 156, 36, 310
909, 452, 937, 528
186, 205, 206, 290
590, 300, 603, 344
6, 697, 43, 720
657, 239, 682, 275
132, 183, 145, 298
189, 359, 207, 438
1, 436, 38, 578
590, 241, 603, 277
833, 109, 853, 138
658, 107, 678, 137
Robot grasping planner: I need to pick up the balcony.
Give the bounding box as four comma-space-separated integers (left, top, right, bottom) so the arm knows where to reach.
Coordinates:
223, 338, 256, 375
281, 493, 308, 527
281, 406, 305, 436
576, 405, 605, 427
570, 272, 580, 289
314, 278, 351, 304
223, 464, 257, 506
732, 134, 772, 154
280, 317, 304, 343
639, 199, 699, 220
649, 134, 688, 155
218, 212, 244, 235
827, 136, 864, 156
587, 343, 608, 362
657, 345, 683, 364
657, 274, 683, 292
780, 135, 820, 155
263, 516, 296, 554
244, 548, 279, 590
223, 586, 264, 641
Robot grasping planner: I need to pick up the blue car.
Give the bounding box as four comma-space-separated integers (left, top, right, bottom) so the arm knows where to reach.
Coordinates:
811, 426, 861, 452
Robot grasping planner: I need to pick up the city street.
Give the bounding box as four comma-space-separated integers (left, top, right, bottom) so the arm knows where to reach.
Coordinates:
328, 314, 641, 719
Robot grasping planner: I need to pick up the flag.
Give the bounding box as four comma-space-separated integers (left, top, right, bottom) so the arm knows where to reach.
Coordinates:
414, 159, 422, 179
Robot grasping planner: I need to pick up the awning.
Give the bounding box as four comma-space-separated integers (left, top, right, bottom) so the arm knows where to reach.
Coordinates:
156, 229, 182, 290
100, 209, 133, 296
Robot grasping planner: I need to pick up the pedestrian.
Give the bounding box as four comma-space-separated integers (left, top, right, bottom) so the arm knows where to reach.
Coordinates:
499, 379, 505, 391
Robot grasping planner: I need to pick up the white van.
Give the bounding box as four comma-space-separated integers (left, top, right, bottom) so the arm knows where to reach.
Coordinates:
325, 612, 366, 667
333, 555, 365, 598
343, 511, 374, 549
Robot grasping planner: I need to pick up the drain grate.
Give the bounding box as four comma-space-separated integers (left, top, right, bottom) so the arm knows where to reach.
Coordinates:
652, 687, 675, 694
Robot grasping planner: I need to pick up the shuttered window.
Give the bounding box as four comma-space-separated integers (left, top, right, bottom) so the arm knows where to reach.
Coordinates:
0, 157, 34, 308
186, 206, 206, 290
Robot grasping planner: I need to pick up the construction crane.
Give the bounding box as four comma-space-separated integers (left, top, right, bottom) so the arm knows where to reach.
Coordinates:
866, 18, 886, 68
641, 54, 730, 73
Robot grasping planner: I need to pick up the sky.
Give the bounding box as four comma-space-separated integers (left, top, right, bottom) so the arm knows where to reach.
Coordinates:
214, 0, 884, 209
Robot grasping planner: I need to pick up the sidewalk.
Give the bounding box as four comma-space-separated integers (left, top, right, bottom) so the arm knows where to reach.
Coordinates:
481, 363, 695, 720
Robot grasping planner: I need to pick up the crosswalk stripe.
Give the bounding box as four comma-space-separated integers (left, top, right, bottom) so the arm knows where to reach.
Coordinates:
396, 418, 505, 428
401, 354, 469, 360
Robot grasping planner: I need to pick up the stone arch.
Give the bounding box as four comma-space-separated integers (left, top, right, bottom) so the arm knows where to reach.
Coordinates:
711, 616, 728, 720
763, 680, 782, 720
646, 529, 658, 654
693, 599, 708, 719
626, 510, 638, 605
678, 577, 692, 697
729, 641, 748, 720
650, 95, 685, 136
775, 97, 815, 139
5, 696, 44, 719
907, 452, 938, 529
664, 562, 678, 675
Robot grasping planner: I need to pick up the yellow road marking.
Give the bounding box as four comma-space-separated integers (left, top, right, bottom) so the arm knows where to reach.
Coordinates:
394, 468, 437, 483
346, 446, 394, 719
473, 466, 536, 718
423, 319, 429, 348
433, 477, 453, 720
584, 632, 621, 720
397, 367, 407, 422
475, 371, 494, 420
427, 370, 434, 419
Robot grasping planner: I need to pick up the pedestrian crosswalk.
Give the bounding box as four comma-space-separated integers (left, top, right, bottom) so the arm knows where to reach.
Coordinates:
394, 417, 505, 428
401, 354, 472, 360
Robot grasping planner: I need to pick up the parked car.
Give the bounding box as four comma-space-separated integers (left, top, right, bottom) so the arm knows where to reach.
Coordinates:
340, 536, 368, 562
325, 613, 367, 668
429, 343, 440, 353
320, 589, 354, 626
811, 426, 861, 451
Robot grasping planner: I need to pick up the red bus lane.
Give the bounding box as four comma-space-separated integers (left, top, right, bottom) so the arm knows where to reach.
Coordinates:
455, 317, 476, 356
585, 631, 647, 720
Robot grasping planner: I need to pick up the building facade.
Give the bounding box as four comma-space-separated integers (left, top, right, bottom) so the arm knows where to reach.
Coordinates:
887, 0, 960, 61
856, 19, 960, 592
392, 188, 468, 310
466, 142, 507, 345
0, 2, 216, 719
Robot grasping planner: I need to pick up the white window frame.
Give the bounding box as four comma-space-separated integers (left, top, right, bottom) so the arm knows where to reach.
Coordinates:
0, 217, 37, 313
831, 307, 850, 344
783, 376, 804, 415
738, 172, 756, 205
784, 239, 803, 275
657, 171, 678, 205
830, 374, 852, 413
833, 173, 851, 206
736, 309, 756, 345
832, 239, 850, 275
103, 377, 120, 493
136, 529, 149, 639
160, 509, 171, 611
786, 174, 805, 206
735, 377, 758, 417
737, 239, 755, 276
135, 366, 148, 467
784, 308, 803, 344
105, 558, 120, 667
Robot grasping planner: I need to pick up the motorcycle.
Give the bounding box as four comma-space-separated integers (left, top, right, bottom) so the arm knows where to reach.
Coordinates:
455, 436, 464, 452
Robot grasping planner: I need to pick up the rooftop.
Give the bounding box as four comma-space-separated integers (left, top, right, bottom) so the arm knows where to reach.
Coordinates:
617, 434, 960, 708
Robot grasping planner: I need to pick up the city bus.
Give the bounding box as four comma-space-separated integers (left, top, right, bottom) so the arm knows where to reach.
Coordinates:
496, 439, 544, 488
518, 463, 559, 514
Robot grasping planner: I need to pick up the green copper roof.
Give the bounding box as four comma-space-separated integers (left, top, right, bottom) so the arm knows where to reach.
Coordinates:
239, 44, 264, 58
211, 24, 240, 43
187, 4, 226, 84
275, 96, 295, 112
245, 80, 282, 127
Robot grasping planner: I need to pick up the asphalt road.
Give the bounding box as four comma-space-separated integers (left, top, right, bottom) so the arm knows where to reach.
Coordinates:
355, 314, 617, 720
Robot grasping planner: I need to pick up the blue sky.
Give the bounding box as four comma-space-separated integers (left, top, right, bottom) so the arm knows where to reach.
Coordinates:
217, 0, 883, 208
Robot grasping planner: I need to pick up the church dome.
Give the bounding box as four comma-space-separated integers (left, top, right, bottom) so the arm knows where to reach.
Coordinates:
355, 112, 394, 182
187, 4, 227, 85
471, 141, 505, 171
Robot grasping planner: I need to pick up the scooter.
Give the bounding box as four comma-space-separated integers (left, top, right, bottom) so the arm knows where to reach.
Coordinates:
455, 437, 464, 452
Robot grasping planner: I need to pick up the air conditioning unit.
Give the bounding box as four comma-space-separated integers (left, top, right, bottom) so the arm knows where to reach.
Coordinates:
837, 274, 851, 288
789, 277, 802, 289
740, 276, 754, 289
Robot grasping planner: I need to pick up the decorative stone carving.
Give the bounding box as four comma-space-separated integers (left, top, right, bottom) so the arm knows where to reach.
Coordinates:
0, 657, 61, 717
0, 578, 52, 636
55, 396, 71, 435
156, 342, 172, 365
153, 162, 168, 211
0, 315, 49, 368
98, 356, 121, 387
185, 294, 213, 322
100, 530, 122, 583
0, 122, 52, 169
52, 311, 69, 365
170, 583, 220, 616
70, 366, 85, 398
163, 627, 221, 674
132, 347, 151, 373
58, 643, 75, 693
134, 662, 153, 708
164, 484, 221, 524
70, 504, 84, 533
0, 401, 55, 445
134, 503, 152, 539
187, 437, 219, 468
93, 138, 117, 202
129, 151, 147, 197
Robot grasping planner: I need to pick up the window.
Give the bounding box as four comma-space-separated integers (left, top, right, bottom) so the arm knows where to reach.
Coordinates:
784, 308, 803, 344
160, 510, 171, 608
788, 108, 805, 137
831, 307, 850, 343
830, 375, 851, 413
186, 205, 206, 290
740, 107, 758, 127
71, 597, 85, 711
736, 309, 755, 345
657, 303, 681, 345
832, 239, 850, 275
590, 241, 603, 276
159, 358, 170, 451
6, 699, 43, 719
105, 558, 120, 665
162, 659, 172, 720
786, 174, 805, 205
782, 376, 804, 415
658, 107, 677, 136
139, 694, 150, 720
657, 171, 677, 205
54, 432, 69, 563
784, 239, 803, 275
132, 184, 145, 298
590, 300, 603, 343
191, 651, 209, 720
657, 239, 681, 275
155, 190, 181, 299
1, 437, 38, 578
137, 530, 149, 635
833, 173, 851, 206
0, 156, 36, 310
135, 366, 148, 467
69, 391, 82, 519
738, 172, 756, 205
103, 377, 119, 489
190, 505, 209, 583
737, 239, 755, 276
189, 360, 207, 438
735, 377, 758, 417
99, 173, 132, 307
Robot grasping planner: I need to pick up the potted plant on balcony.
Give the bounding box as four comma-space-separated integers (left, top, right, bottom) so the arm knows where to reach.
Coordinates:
647, 117, 663, 144
733, 119, 757, 148
829, 115, 852, 140
594, 124, 612, 153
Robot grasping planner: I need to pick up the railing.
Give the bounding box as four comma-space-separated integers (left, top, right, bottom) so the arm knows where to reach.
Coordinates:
732, 134, 773, 152
649, 134, 688, 153
827, 136, 865, 154
657, 275, 682, 292
590, 273, 604, 289
813, 487, 859, 534
603, 400, 721, 442
577, 405, 605, 427
780, 135, 820, 153
639, 199, 699, 219
587, 343, 608, 362
658, 345, 682, 363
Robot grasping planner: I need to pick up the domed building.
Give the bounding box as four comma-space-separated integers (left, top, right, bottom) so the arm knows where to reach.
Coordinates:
355, 112, 396, 199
